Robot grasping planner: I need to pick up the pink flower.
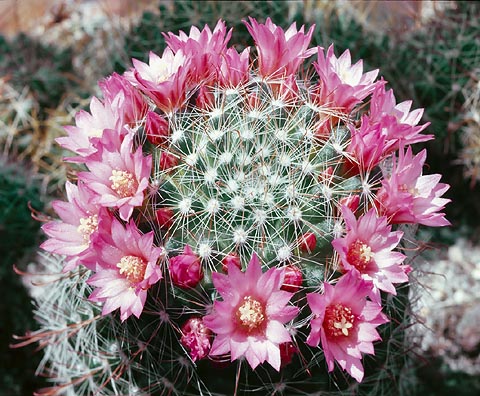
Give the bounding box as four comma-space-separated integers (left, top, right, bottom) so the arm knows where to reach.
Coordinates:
203, 253, 299, 371
306, 271, 388, 382
180, 317, 212, 362
218, 47, 250, 88
332, 206, 408, 299
78, 129, 151, 221
56, 96, 125, 160
132, 48, 189, 113
344, 115, 393, 175
164, 20, 232, 83
169, 245, 203, 288
41, 181, 109, 271
313, 45, 380, 113
369, 83, 433, 147
88, 218, 163, 322
375, 147, 451, 226
244, 17, 316, 78
99, 72, 148, 126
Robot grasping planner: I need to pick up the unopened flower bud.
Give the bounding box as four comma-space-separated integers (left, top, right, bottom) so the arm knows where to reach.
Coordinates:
298, 232, 317, 253
339, 195, 360, 212
159, 151, 178, 171
221, 252, 242, 273
279, 342, 297, 368
145, 111, 169, 146
155, 207, 174, 230
169, 245, 203, 288
281, 264, 303, 293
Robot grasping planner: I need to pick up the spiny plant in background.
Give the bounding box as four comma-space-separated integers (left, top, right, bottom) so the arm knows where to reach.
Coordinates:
0, 156, 45, 395
0, 33, 84, 196
22, 18, 451, 395
374, 2, 480, 233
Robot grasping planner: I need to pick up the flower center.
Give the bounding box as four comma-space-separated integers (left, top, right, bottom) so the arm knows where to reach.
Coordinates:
346, 239, 374, 272
77, 214, 98, 244
117, 255, 147, 284
236, 296, 265, 332
399, 183, 419, 196
323, 303, 355, 339
109, 170, 138, 198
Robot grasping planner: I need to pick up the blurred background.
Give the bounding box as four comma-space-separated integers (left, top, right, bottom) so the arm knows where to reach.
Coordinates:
0, 0, 479, 395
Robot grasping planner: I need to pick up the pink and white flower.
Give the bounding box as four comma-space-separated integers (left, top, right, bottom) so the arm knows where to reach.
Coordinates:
332, 206, 408, 299
369, 83, 433, 148
344, 115, 393, 175
78, 129, 151, 221
57, 96, 125, 160
203, 253, 299, 371
88, 218, 163, 322
313, 45, 380, 114
99, 72, 148, 126
307, 271, 388, 382
244, 17, 316, 78
375, 147, 451, 226
41, 181, 109, 271
164, 20, 232, 83
132, 48, 189, 113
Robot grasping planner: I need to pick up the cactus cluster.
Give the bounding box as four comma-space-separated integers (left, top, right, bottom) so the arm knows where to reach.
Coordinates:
26, 18, 451, 395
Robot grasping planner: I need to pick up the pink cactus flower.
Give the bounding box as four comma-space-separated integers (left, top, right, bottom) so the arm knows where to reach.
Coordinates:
369, 83, 433, 148
218, 47, 250, 88
375, 147, 451, 226
56, 96, 125, 160
244, 17, 316, 78
169, 245, 203, 288
180, 317, 212, 362
344, 115, 393, 175
164, 20, 232, 83
332, 206, 408, 300
132, 48, 189, 113
78, 129, 151, 221
313, 45, 380, 114
203, 253, 299, 371
99, 72, 148, 126
41, 181, 110, 271
307, 271, 388, 382
88, 218, 164, 322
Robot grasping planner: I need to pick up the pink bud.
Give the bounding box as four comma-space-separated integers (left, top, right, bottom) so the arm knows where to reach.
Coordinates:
281, 264, 303, 293
169, 245, 203, 288
180, 317, 211, 362
339, 195, 360, 212
145, 111, 169, 146
159, 151, 178, 171
279, 342, 297, 368
155, 208, 174, 230
221, 252, 242, 273
298, 232, 317, 253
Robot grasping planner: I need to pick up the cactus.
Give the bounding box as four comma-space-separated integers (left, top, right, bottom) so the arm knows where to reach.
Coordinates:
24, 18, 451, 395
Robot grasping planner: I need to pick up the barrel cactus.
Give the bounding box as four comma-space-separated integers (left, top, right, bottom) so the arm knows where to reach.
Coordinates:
28, 18, 450, 395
